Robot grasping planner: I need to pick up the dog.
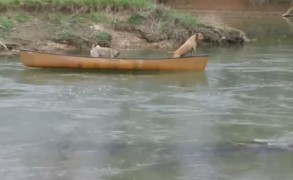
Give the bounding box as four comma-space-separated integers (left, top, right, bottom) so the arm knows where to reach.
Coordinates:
90, 45, 119, 58
171, 33, 204, 58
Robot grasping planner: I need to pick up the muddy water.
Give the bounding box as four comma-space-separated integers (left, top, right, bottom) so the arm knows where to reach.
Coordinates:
1, 17, 293, 180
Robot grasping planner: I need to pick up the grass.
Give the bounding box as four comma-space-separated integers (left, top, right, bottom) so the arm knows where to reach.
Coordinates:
14, 13, 31, 22
88, 12, 104, 23
160, 10, 201, 42
127, 13, 146, 25
138, 6, 201, 41
148, 7, 200, 28
55, 30, 75, 41
44, 12, 113, 47
0, 0, 155, 10
0, 17, 14, 36
167, 10, 200, 28
94, 31, 112, 47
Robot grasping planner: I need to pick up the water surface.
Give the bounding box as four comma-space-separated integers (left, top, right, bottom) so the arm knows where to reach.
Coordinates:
0, 17, 293, 180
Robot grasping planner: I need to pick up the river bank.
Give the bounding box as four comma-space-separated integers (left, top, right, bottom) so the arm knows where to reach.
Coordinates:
165, 0, 290, 11
0, 1, 255, 56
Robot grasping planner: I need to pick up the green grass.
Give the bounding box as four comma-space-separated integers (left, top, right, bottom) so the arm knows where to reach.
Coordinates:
14, 13, 31, 22
55, 29, 75, 41
94, 31, 112, 47
145, 6, 200, 30
127, 13, 146, 25
165, 9, 200, 28
0, 17, 14, 35
0, 0, 155, 9
88, 12, 104, 23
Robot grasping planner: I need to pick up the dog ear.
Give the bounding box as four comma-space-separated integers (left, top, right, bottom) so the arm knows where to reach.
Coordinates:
195, 33, 199, 41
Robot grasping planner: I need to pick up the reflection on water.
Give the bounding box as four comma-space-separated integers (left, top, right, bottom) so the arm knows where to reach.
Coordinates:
1, 16, 293, 180
223, 16, 293, 42
16, 69, 207, 87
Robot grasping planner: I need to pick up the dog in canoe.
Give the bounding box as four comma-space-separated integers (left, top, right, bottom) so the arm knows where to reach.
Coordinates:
170, 33, 204, 58
90, 45, 119, 58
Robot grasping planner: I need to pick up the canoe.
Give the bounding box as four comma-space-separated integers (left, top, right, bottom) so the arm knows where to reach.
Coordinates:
20, 50, 208, 72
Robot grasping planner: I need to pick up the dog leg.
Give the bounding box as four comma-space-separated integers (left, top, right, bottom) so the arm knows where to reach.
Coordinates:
191, 46, 196, 56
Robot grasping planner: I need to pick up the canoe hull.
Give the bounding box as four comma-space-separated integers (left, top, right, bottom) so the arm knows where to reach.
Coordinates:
20, 50, 208, 71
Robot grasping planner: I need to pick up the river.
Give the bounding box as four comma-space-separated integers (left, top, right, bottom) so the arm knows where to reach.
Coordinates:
0, 16, 293, 180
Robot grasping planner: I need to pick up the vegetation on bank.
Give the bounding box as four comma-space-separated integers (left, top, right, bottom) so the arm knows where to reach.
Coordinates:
0, 0, 247, 54
0, 0, 155, 10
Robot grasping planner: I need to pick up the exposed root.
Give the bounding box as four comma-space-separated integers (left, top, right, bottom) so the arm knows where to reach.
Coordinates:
283, 6, 293, 17
0, 41, 20, 56
0, 40, 9, 52
0, 50, 19, 57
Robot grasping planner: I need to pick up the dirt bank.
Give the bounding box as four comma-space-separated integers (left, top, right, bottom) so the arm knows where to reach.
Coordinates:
0, 6, 249, 56
165, 0, 290, 11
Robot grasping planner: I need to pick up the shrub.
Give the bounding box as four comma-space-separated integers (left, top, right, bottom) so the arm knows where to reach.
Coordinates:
127, 13, 146, 25
94, 31, 112, 47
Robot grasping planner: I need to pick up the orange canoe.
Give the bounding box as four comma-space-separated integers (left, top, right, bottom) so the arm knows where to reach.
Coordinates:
20, 50, 208, 72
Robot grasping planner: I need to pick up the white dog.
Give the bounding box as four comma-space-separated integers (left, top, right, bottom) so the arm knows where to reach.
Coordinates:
90, 45, 119, 58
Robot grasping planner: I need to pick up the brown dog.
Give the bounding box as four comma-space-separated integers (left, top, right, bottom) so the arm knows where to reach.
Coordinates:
90, 45, 119, 58
171, 33, 204, 58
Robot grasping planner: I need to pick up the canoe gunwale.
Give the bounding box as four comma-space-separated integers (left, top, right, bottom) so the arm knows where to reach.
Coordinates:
19, 49, 209, 61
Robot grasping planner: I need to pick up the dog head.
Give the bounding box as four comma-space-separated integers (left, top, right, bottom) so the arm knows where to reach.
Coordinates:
91, 44, 101, 49
195, 33, 204, 41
